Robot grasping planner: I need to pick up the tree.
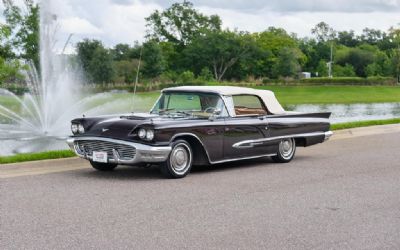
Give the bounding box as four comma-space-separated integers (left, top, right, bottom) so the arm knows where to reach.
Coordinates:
145, 1, 221, 46
112, 43, 132, 61
336, 30, 359, 47
272, 47, 304, 78
336, 47, 374, 77
0, 23, 14, 59
142, 41, 164, 79
113, 59, 139, 83
77, 39, 102, 75
88, 47, 114, 83
183, 30, 255, 81
2, 0, 39, 69
76, 39, 114, 83
389, 25, 400, 80
311, 22, 336, 43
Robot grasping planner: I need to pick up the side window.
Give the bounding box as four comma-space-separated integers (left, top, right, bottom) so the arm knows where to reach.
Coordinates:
232, 95, 267, 116
168, 94, 201, 111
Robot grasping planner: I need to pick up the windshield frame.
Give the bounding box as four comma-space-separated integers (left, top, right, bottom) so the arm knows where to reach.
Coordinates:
150, 91, 230, 118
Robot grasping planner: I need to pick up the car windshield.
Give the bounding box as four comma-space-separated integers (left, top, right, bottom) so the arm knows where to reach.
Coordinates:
150, 92, 228, 118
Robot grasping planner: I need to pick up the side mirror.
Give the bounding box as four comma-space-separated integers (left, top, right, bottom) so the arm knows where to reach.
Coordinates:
208, 108, 221, 121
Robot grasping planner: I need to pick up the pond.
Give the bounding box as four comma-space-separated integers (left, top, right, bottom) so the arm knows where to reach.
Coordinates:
1, 95, 399, 156
286, 102, 400, 124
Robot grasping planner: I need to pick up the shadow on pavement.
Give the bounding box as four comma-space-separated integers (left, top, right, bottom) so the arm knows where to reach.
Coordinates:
75, 155, 308, 180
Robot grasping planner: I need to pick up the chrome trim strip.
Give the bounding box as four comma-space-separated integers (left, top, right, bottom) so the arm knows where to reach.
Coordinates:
210, 153, 277, 164
232, 131, 331, 149
66, 137, 171, 165
170, 133, 277, 165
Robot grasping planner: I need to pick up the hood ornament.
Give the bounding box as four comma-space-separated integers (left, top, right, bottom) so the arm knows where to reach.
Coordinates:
102, 128, 109, 132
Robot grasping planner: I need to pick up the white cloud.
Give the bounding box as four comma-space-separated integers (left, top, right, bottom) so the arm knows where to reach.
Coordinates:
198, 7, 400, 37
60, 17, 103, 35
2, 0, 400, 52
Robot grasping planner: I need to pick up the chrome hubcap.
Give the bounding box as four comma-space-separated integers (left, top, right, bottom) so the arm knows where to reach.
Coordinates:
170, 144, 191, 174
279, 138, 295, 159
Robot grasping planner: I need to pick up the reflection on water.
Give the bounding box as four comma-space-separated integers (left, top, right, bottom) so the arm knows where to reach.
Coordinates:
1, 100, 400, 156
286, 102, 400, 124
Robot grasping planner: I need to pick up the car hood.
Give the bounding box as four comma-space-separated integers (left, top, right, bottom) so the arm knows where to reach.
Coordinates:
75, 113, 208, 138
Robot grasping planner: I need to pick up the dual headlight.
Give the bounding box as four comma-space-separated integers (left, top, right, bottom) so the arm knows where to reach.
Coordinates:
71, 123, 85, 134
137, 128, 154, 141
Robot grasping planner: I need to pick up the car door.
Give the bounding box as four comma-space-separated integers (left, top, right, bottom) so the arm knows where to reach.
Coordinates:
223, 95, 274, 159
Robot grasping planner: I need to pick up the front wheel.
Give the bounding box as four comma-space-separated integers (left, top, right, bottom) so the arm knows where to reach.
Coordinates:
90, 161, 118, 171
160, 140, 193, 178
272, 138, 296, 163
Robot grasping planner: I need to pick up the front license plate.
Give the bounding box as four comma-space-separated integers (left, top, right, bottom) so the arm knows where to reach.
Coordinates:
92, 151, 108, 163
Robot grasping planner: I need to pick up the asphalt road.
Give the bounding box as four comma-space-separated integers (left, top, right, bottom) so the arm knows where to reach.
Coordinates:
1, 132, 400, 250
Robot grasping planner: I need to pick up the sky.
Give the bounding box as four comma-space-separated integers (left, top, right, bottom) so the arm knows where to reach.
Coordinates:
1, 0, 399, 52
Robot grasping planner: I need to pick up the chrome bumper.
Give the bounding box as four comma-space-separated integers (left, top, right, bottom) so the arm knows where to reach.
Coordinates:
66, 137, 171, 165
324, 131, 333, 141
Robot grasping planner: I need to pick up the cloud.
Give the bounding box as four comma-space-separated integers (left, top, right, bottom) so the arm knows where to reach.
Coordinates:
145, 0, 400, 13
60, 17, 103, 35
3, 0, 400, 52
198, 6, 400, 37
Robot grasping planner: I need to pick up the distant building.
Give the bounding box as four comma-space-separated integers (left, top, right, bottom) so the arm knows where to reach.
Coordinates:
300, 72, 311, 79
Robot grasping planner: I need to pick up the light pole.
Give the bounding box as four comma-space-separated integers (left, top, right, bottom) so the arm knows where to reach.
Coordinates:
328, 42, 333, 78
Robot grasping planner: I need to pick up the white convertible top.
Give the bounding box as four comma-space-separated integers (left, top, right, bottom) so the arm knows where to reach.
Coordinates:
163, 86, 285, 114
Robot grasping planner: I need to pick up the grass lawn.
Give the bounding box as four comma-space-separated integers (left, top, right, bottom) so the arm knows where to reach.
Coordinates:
255, 86, 400, 105
0, 150, 75, 164
331, 118, 400, 130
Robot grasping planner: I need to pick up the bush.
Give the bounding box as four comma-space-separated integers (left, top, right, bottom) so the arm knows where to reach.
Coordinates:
262, 77, 397, 85
198, 67, 214, 81
3, 84, 29, 95
178, 70, 195, 83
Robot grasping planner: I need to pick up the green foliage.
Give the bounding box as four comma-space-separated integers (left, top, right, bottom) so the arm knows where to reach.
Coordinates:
89, 46, 114, 83
142, 41, 164, 78
311, 22, 336, 42
77, 39, 114, 83
272, 47, 304, 78
2, 0, 39, 68
145, 1, 221, 45
183, 30, 256, 81
198, 67, 214, 81
0, 58, 23, 84
333, 64, 356, 77
299, 77, 395, 85
0, 150, 75, 164
178, 70, 195, 83
331, 118, 400, 130
113, 59, 138, 83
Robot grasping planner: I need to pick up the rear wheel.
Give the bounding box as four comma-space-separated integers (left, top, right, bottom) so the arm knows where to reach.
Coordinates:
160, 140, 193, 178
90, 161, 118, 171
272, 138, 296, 163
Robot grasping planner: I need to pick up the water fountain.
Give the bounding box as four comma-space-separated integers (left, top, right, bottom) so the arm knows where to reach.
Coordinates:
0, 0, 125, 155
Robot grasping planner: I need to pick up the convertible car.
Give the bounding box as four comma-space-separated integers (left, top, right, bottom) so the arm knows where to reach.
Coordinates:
67, 86, 332, 178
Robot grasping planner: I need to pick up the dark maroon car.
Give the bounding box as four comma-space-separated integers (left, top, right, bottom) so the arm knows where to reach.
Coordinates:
67, 86, 332, 178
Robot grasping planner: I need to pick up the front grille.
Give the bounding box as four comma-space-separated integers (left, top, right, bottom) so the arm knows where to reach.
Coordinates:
75, 140, 136, 160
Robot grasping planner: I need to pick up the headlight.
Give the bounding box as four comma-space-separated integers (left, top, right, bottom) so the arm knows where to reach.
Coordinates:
71, 123, 78, 134
78, 124, 85, 134
145, 129, 154, 140
138, 128, 146, 139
